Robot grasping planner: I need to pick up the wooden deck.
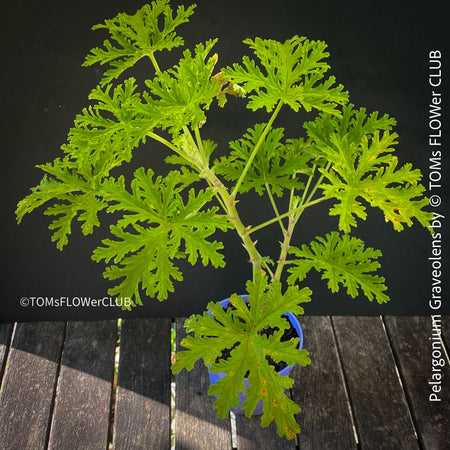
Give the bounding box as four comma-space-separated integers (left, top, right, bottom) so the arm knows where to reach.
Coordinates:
0, 316, 448, 449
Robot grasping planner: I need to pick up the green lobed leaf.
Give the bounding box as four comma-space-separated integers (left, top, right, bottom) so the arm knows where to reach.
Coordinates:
173, 276, 311, 439
139, 39, 221, 134
97, 224, 183, 306
16, 159, 107, 249
65, 78, 155, 179
83, 0, 196, 85
214, 124, 312, 196
92, 169, 231, 305
223, 36, 348, 114
15, 77, 154, 250
288, 231, 389, 303
305, 104, 433, 232
242, 342, 301, 439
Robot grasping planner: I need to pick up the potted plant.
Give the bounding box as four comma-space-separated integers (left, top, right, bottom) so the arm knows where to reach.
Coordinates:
16, 0, 432, 440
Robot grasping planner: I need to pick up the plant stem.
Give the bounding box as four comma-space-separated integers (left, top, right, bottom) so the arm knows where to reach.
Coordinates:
248, 196, 328, 235
181, 126, 264, 282
202, 167, 264, 281
273, 215, 297, 281
148, 51, 161, 73
300, 166, 316, 208
194, 126, 206, 161
265, 182, 286, 234
304, 162, 331, 206
231, 100, 283, 199
148, 131, 181, 155
148, 104, 289, 284
272, 162, 332, 281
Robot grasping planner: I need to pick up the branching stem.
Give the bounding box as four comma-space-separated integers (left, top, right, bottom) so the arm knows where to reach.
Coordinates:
248, 196, 328, 235
272, 163, 331, 281
299, 166, 316, 209
273, 215, 297, 281
231, 100, 283, 199
203, 167, 264, 281
176, 126, 264, 282
304, 161, 331, 207
193, 126, 207, 163
265, 182, 286, 234
147, 109, 332, 287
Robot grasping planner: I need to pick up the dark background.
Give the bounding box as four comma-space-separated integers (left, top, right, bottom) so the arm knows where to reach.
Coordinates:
2, 0, 449, 321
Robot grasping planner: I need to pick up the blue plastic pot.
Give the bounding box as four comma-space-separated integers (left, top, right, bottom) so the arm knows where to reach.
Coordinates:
207, 295, 304, 416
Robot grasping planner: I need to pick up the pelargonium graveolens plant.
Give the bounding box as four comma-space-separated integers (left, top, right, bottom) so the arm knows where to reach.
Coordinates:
16, 1, 432, 439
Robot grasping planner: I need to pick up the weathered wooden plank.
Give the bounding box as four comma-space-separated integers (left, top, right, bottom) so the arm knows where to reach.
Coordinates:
113, 318, 172, 449
0, 323, 13, 379
235, 414, 296, 449
48, 320, 117, 449
332, 316, 420, 449
384, 316, 450, 449
291, 316, 357, 449
175, 319, 232, 450
0, 322, 65, 450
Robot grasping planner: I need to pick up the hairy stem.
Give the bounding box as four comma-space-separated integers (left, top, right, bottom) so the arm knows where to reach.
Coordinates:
203, 167, 263, 280
184, 126, 264, 282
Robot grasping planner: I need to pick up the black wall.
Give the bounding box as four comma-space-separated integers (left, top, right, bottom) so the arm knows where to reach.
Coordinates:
2, 0, 449, 321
